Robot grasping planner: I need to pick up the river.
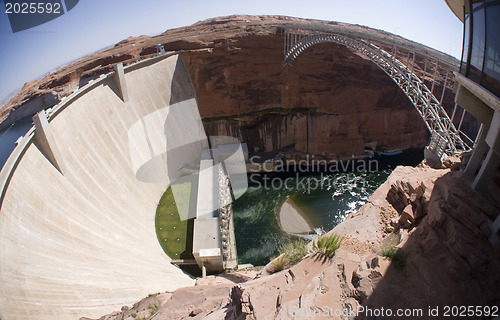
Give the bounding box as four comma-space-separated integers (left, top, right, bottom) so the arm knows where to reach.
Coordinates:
233, 150, 423, 266
0, 117, 33, 170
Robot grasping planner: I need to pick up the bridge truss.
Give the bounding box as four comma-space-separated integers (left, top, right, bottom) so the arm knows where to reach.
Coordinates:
280, 27, 476, 157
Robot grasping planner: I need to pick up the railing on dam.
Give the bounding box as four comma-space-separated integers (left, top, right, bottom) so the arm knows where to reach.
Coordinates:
279, 26, 480, 159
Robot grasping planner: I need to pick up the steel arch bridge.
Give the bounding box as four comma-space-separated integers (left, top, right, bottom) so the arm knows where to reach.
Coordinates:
281, 28, 473, 157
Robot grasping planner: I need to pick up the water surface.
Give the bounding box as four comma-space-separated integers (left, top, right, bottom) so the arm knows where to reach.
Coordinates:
0, 117, 33, 170
232, 170, 391, 266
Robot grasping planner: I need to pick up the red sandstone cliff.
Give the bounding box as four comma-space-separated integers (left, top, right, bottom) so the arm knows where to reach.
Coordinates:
186, 37, 429, 157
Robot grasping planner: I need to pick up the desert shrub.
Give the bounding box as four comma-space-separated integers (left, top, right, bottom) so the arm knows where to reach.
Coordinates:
148, 300, 160, 315
312, 234, 343, 258
269, 255, 288, 273
278, 239, 308, 265
382, 246, 410, 268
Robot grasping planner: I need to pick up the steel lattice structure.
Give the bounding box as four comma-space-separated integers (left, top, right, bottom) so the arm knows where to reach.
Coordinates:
283, 32, 471, 156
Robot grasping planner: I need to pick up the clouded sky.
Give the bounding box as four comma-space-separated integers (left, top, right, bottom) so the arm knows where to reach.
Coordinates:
0, 0, 463, 104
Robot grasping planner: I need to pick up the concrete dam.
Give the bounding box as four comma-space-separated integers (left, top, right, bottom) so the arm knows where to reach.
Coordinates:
0, 54, 208, 320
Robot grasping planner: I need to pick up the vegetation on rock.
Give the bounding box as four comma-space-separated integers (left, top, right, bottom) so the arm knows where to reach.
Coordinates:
312, 233, 343, 258
278, 239, 308, 265
269, 255, 288, 273
381, 245, 410, 268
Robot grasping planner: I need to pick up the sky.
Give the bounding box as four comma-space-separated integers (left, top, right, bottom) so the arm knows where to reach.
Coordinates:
0, 0, 463, 105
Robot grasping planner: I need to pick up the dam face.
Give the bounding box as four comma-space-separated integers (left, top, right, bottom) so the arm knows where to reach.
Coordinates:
0, 55, 196, 320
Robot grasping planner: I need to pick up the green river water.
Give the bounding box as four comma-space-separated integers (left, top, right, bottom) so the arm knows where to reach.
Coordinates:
232, 170, 392, 266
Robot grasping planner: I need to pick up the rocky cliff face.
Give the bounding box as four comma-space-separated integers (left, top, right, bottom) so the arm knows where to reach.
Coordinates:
184, 37, 428, 157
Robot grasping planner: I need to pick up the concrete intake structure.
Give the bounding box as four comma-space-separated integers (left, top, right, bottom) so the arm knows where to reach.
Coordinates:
0, 54, 199, 320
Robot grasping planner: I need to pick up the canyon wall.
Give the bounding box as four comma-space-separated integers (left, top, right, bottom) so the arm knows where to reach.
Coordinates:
183, 35, 429, 157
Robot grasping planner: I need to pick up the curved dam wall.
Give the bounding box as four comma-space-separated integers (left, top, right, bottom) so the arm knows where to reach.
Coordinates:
0, 54, 196, 320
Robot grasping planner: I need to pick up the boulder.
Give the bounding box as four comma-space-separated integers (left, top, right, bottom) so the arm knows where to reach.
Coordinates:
398, 204, 415, 228
351, 255, 384, 303
442, 155, 462, 171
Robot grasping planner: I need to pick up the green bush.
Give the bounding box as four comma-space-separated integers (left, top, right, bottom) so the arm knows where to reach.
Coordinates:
382, 246, 410, 268
148, 301, 160, 315
312, 234, 343, 258
269, 255, 288, 273
278, 239, 308, 265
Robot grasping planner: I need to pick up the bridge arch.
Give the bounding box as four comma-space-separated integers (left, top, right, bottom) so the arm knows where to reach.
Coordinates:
283, 31, 471, 157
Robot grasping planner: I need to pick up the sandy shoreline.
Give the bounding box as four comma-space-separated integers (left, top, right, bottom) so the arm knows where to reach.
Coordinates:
278, 198, 314, 234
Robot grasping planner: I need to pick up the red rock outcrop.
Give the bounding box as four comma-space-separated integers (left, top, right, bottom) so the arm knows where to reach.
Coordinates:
331, 164, 500, 318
